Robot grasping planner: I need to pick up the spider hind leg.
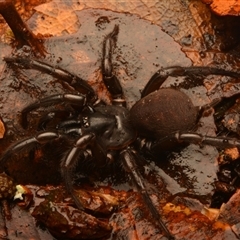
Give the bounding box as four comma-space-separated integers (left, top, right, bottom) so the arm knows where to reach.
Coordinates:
142, 66, 240, 97
121, 149, 175, 239
150, 131, 240, 154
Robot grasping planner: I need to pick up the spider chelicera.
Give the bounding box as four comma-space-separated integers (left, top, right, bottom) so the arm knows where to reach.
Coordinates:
2, 3, 240, 240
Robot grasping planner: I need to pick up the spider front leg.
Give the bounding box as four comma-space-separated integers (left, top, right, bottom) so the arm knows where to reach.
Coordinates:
0, 131, 63, 165
4, 57, 96, 102
61, 133, 107, 210
142, 66, 240, 97
0, 130, 104, 210
102, 25, 126, 107
21, 93, 88, 129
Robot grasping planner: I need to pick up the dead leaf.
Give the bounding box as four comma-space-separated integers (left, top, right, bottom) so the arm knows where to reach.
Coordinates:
0, 118, 5, 139
202, 0, 240, 16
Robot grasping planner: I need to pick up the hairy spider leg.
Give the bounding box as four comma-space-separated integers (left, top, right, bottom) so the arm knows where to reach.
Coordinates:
21, 93, 87, 129
0, 0, 45, 55
121, 150, 175, 240
4, 57, 96, 102
142, 66, 240, 97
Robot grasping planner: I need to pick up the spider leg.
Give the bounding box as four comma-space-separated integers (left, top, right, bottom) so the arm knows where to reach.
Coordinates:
150, 131, 240, 152
102, 25, 126, 107
0, 0, 45, 55
4, 57, 96, 101
0, 131, 62, 165
21, 93, 86, 129
121, 149, 174, 240
142, 66, 240, 97
61, 133, 107, 210
175, 132, 240, 149
0, 131, 106, 210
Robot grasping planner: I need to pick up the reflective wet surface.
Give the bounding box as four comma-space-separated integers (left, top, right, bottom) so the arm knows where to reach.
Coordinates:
1, 0, 240, 239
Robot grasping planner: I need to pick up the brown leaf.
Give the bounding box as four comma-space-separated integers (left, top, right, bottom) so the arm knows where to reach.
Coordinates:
0, 118, 5, 139
202, 0, 240, 16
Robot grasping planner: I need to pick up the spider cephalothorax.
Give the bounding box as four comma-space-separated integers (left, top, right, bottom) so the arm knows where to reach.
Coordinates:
2, 2, 240, 239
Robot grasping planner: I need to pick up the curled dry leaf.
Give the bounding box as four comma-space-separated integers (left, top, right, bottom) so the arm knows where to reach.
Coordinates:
31, 185, 125, 239
32, 202, 112, 240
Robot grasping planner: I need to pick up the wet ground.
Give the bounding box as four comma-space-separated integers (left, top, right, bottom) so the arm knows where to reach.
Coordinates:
1, 0, 240, 239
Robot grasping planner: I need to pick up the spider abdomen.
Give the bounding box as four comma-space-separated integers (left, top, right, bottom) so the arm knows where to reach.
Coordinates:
130, 88, 198, 139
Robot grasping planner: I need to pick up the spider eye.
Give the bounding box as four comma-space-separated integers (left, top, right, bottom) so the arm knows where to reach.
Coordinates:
83, 117, 89, 127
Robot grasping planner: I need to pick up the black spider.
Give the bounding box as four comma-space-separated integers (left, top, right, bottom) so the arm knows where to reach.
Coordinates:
2, 5, 240, 240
